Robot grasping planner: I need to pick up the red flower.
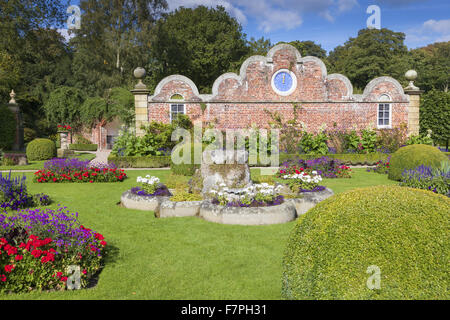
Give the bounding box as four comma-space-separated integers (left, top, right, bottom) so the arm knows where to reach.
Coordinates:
4, 265, 15, 273
100, 241, 107, 246
0, 274, 6, 282
31, 249, 43, 258
82, 269, 87, 275
60, 277, 68, 282
95, 233, 104, 241
15, 255, 23, 261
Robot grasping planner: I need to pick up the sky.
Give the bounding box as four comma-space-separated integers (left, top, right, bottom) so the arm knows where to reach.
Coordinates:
62, 0, 450, 53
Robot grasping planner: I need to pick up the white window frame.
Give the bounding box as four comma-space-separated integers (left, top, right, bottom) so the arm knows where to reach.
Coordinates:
169, 103, 186, 122
377, 94, 392, 129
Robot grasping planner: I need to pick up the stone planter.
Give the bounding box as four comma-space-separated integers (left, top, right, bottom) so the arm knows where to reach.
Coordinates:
287, 188, 334, 216
120, 190, 170, 214
159, 200, 203, 218
199, 200, 297, 225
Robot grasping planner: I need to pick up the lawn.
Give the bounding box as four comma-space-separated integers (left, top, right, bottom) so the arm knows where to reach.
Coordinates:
0, 153, 96, 171
0, 168, 397, 300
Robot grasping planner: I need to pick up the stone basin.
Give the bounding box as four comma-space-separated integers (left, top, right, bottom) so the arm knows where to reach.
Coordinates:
120, 190, 170, 213
199, 200, 297, 225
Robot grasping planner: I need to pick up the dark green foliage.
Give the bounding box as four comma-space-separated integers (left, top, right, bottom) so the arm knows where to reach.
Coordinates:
0, 105, 16, 150
170, 143, 203, 176
328, 28, 409, 90
42, 87, 86, 129
150, 5, 248, 93
26, 139, 56, 161
282, 185, 449, 300
420, 90, 450, 149
69, 144, 98, 152
388, 144, 448, 181
107, 155, 171, 168
80, 88, 134, 128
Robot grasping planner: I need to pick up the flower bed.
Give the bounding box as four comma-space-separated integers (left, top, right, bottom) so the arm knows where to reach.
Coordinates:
0, 206, 106, 292
277, 157, 352, 179
209, 183, 284, 208
1, 172, 51, 210
400, 164, 449, 197
34, 158, 126, 183
279, 171, 326, 194
366, 156, 391, 174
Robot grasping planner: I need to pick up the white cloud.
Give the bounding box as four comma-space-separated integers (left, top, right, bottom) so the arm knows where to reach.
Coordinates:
422, 19, 450, 34
166, 0, 358, 32
405, 19, 450, 47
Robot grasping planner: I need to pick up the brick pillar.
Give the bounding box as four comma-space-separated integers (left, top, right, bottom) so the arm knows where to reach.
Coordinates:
131, 68, 150, 137
404, 70, 423, 136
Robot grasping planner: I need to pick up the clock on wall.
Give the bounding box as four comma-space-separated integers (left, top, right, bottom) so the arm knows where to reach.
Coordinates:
271, 69, 297, 96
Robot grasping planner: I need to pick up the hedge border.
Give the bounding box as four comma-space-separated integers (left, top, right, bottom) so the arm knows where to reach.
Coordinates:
108, 155, 171, 168
69, 144, 98, 151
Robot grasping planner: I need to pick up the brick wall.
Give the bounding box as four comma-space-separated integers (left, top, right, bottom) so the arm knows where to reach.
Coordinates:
148, 44, 410, 132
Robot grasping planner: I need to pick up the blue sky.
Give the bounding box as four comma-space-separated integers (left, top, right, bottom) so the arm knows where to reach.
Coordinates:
62, 0, 450, 52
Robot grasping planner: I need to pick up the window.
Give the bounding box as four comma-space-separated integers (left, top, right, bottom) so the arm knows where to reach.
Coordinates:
170, 104, 185, 121
377, 94, 391, 129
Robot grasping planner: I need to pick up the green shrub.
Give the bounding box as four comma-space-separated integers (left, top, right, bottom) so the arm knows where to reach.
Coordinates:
69, 144, 98, 151
26, 138, 57, 161
0, 105, 16, 150
282, 186, 450, 300
170, 143, 203, 176
23, 128, 37, 143
388, 144, 448, 181
107, 155, 171, 168
170, 192, 203, 202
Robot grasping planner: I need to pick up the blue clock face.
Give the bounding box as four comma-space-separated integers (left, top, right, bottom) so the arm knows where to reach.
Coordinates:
273, 71, 293, 92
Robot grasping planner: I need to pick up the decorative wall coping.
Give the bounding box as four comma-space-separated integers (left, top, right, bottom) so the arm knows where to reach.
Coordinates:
149, 43, 409, 104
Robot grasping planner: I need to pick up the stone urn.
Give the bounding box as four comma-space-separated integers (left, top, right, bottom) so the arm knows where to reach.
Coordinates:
189, 149, 252, 197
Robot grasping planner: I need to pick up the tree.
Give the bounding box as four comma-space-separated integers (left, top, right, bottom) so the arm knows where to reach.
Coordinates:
328, 28, 409, 90
150, 5, 249, 93
283, 40, 327, 59
80, 87, 134, 128
410, 42, 449, 92
42, 87, 86, 129
71, 0, 167, 97
420, 89, 450, 149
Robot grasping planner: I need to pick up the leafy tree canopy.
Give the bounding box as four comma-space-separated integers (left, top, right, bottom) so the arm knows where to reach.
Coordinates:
149, 5, 249, 93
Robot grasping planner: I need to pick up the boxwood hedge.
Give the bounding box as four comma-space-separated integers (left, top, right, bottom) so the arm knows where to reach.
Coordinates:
26, 138, 56, 161
69, 144, 98, 151
388, 144, 448, 181
282, 185, 449, 300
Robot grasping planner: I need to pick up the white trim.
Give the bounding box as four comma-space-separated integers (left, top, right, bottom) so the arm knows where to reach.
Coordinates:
377, 102, 392, 129
169, 103, 186, 122
271, 69, 298, 96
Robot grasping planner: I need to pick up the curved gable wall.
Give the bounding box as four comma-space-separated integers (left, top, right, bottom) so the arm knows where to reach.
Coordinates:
148, 44, 410, 131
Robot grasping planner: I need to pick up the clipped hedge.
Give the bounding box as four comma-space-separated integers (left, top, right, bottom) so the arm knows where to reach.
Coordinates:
282, 186, 450, 300
69, 144, 98, 151
108, 155, 171, 168
26, 139, 57, 161
251, 153, 390, 167
388, 144, 448, 181
0, 105, 16, 150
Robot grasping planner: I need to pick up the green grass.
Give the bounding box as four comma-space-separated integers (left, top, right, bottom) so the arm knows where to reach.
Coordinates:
1, 168, 398, 300
0, 153, 96, 171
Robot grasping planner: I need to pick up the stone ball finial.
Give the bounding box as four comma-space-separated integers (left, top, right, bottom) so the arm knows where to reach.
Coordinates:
404, 70, 419, 91
9, 90, 16, 104
134, 67, 146, 79
405, 70, 418, 81
133, 67, 147, 90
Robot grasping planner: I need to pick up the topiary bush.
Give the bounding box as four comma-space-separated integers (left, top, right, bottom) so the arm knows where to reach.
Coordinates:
388, 144, 448, 181
26, 139, 57, 161
0, 105, 16, 150
282, 186, 450, 300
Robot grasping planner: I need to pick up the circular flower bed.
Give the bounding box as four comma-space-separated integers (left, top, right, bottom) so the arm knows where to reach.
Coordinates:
209, 183, 284, 208
0, 206, 106, 293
